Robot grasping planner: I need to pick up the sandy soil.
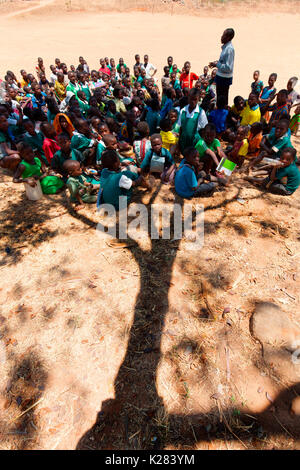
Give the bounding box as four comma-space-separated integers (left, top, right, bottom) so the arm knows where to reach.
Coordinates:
0, 2, 300, 451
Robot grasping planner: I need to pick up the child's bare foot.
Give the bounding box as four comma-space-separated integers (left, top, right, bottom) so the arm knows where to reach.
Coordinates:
74, 204, 85, 211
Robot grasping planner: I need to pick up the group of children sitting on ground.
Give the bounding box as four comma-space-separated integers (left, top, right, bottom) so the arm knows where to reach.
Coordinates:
0, 55, 300, 209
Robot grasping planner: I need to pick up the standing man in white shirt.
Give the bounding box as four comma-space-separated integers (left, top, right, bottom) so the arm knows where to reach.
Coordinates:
141, 55, 157, 79
209, 28, 235, 106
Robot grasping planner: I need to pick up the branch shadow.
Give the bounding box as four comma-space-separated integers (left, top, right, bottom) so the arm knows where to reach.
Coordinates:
74, 184, 300, 450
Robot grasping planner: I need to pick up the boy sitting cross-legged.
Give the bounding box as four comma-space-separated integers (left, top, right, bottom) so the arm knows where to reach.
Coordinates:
99, 149, 150, 210
245, 147, 300, 196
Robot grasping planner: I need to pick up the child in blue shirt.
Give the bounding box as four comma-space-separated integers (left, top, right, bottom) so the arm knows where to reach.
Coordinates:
175, 147, 217, 198
144, 98, 161, 135
251, 70, 264, 96
141, 134, 175, 184
259, 73, 277, 116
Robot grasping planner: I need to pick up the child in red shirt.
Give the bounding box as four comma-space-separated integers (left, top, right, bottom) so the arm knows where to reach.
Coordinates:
180, 61, 199, 89
40, 122, 60, 164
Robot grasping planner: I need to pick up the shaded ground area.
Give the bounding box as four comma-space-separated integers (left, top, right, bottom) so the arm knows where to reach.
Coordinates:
0, 135, 299, 450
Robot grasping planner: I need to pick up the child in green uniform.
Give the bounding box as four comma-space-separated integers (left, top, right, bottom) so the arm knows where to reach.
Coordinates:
51, 134, 84, 180
66, 71, 80, 97
141, 134, 175, 184
63, 159, 99, 210
78, 73, 91, 102
169, 109, 179, 133
100, 149, 149, 210
23, 120, 46, 163
0, 115, 21, 171
13, 142, 64, 194
71, 118, 98, 164
106, 100, 118, 121
100, 134, 137, 172
76, 91, 89, 117
245, 147, 300, 196
194, 123, 226, 174
248, 119, 292, 170
177, 88, 208, 153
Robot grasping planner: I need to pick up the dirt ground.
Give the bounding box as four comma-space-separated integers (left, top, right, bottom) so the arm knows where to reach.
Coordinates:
0, 1, 300, 451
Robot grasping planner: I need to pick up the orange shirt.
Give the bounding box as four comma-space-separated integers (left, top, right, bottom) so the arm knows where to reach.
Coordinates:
248, 131, 263, 157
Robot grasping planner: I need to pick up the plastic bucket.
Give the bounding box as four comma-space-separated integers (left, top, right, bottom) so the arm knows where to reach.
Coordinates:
24, 180, 43, 201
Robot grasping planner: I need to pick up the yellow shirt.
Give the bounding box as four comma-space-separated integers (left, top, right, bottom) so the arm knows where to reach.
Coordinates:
238, 138, 249, 156
160, 130, 178, 151
114, 98, 126, 114
20, 78, 28, 89
54, 80, 67, 101
240, 102, 261, 126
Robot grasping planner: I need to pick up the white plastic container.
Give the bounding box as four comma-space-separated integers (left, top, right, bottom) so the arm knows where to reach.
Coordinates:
24, 180, 43, 201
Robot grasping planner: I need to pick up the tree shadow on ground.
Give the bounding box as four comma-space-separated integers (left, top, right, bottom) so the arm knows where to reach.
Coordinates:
0, 351, 48, 450
0, 191, 67, 267
2, 176, 298, 449
74, 185, 300, 450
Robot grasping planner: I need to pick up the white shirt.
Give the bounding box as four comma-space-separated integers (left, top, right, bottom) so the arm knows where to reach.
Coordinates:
141, 63, 156, 79
50, 73, 57, 84
177, 104, 208, 131
119, 175, 133, 190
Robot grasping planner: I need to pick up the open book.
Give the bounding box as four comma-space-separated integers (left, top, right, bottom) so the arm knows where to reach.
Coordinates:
216, 157, 237, 176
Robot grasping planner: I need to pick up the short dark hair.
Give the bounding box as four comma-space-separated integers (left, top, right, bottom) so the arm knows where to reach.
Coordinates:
160, 118, 172, 132
164, 87, 173, 99
282, 147, 296, 161
226, 28, 235, 40
189, 88, 200, 98
63, 159, 80, 173
277, 118, 290, 129
183, 146, 198, 159
278, 89, 288, 98
24, 119, 34, 127
17, 141, 32, 154
113, 86, 122, 99
251, 121, 263, 133
149, 98, 160, 111
233, 95, 244, 107
204, 123, 216, 133
150, 133, 162, 142
101, 149, 119, 169
137, 121, 150, 137
57, 133, 70, 142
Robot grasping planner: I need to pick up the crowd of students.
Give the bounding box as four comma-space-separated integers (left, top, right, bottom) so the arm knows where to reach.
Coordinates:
0, 53, 300, 210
